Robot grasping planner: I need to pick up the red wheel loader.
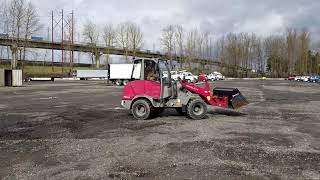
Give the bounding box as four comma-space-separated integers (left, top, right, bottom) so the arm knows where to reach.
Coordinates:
121, 59, 249, 120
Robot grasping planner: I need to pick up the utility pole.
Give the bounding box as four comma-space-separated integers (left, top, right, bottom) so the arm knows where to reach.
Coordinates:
78, 33, 81, 64
61, 9, 64, 74
51, 11, 54, 72
70, 10, 74, 70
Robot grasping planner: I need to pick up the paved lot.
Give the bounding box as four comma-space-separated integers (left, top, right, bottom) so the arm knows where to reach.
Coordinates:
0, 80, 319, 179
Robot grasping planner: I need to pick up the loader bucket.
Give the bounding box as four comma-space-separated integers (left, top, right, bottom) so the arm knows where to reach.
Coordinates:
213, 88, 249, 109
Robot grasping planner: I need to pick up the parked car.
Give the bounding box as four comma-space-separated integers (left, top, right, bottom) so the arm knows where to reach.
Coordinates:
308, 76, 320, 83
207, 73, 218, 81
182, 72, 198, 83
287, 76, 295, 81
211, 72, 225, 80
171, 71, 184, 81
301, 76, 310, 82
170, 71, 198, 83
294, 76, 302, 81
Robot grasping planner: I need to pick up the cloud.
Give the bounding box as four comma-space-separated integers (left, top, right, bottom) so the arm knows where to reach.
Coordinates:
31, 0, 320, 48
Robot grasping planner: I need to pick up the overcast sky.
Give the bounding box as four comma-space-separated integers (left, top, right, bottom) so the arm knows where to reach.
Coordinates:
30, 0, 320, 49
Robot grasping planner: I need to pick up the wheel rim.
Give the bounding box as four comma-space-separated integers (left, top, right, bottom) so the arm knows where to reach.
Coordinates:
193, 104, 204, 116
136, 104, 146, 117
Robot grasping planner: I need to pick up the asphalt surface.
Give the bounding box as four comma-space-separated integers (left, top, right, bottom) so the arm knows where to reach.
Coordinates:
0, 80, 319, 179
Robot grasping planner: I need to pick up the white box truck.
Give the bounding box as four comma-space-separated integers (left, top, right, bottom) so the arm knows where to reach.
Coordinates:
77, 70, 109, 80
108, 64, 134, 86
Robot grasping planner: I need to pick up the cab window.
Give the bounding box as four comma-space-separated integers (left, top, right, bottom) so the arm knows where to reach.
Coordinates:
144, 60, 158, 81
158, 61, 171, 86
132, 60, 142, 80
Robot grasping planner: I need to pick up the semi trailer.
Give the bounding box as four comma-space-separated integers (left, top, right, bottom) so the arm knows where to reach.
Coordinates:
77, 70, 109, 80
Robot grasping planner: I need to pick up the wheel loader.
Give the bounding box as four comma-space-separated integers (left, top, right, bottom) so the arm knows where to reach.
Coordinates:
121, 58, 249, 120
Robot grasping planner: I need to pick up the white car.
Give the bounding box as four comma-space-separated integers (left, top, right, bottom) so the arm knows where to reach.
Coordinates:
182, 72, 198, 83
171, 71, 184, 81
294, 76, 302, 81
209, 72, 225, 81
207, 73, 218, 81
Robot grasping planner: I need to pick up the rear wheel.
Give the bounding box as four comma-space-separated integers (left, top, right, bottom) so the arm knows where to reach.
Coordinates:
186, 99, 207, 120
115, 79, 123, 86
132, 100, 153, 120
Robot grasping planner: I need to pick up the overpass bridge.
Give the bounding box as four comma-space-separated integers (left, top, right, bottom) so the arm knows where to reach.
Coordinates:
0, 37, 222, 69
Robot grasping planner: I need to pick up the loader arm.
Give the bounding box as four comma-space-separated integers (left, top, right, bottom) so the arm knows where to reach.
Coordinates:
180, 81, 248, 109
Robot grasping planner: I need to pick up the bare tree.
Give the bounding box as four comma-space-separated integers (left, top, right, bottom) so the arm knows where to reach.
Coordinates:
116, 22, 130, 62
5, 0, 25, 68
175, 25, 184, 68
8, 0, 25, 39
0, 0, 9, 60
0, 0, 42, 69
185, 28, 198, 70
298, 29, 310, 75
286, 28, 298, 75
161, 25, 176, 67
83, 20, 100, 68
254, 38, 264, 74
265, 35, 287, 77
21, 2, 41, 68
127, 22, 143, 59
103, 24, 116, 65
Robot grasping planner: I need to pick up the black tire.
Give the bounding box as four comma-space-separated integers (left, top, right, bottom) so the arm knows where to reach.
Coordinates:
187, 79, 191, 83
132, 100, 153, 120
186, 99, 207, 120
115, 79, 123, 86
123, 80, 129, 86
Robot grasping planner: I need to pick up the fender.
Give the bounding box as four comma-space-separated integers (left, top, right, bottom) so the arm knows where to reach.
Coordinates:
131, 95, 161, 108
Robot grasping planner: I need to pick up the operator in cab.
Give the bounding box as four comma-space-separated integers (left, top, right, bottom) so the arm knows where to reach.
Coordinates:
146, 65, 158, 81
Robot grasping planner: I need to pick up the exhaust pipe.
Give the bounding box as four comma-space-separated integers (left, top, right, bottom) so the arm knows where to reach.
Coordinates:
213, 88, 249, 109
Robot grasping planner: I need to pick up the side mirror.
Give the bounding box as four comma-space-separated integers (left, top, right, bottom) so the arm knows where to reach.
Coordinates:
198, 75, 208, 82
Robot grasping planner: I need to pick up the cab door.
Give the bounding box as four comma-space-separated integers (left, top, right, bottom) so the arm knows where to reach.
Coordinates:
158, 60, 172, 99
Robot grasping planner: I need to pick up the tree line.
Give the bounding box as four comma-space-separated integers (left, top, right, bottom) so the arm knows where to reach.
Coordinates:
160, 25, 320, 77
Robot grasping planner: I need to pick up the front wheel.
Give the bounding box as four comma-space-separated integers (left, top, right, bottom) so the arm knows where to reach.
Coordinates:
186, 99, 207, 120
132, 100, 153, 120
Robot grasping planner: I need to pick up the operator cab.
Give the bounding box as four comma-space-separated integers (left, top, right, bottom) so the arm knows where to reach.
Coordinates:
131, 58, 172, 99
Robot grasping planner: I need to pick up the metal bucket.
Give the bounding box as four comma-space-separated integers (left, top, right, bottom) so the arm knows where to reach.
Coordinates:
213, 88, 249, 109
